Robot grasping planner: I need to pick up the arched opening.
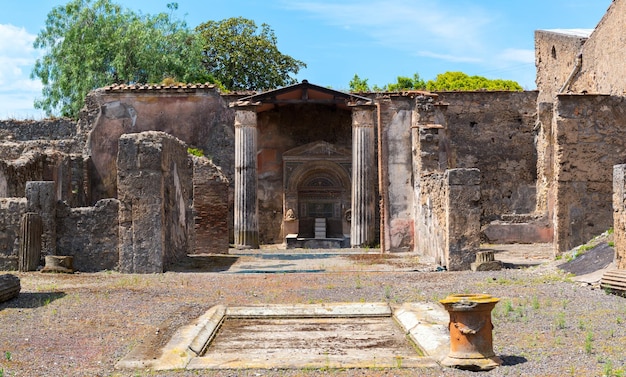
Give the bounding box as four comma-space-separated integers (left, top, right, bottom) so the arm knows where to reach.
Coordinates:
283, 151, 351, 244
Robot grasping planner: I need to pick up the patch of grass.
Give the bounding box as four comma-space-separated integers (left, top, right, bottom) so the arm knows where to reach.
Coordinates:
355, 275, 363, 289
555, 312, 566, 329
603, 359, 626, 377
187, 147, 205, 157
384, 285, 392, 301
584, 331, 594, 354
503, 299, 513, 316
608, 241, 615, 247
531, 295, 540, 310
4, 351, 11, 361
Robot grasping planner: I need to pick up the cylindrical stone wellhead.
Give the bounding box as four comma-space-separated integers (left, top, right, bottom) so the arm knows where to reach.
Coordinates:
439, 293, 501, 371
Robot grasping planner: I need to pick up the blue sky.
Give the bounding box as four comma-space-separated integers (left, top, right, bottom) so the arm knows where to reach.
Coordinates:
0, 0, 613, 119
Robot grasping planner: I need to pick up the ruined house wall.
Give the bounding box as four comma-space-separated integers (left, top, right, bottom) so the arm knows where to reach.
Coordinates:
192, 156, 229, 254
570, 0, 626, 95
117, 131, 194, 273
0, 198, 27, 270
56, 199, 119, 272
0, 117, 86, 206
256, 104, 352, 244
0, 119, 77, 141
613, 164, 626, 270
553, 94, 626, 252
534, 31, 588, 103
376, 93, 447, 252
436, 91, 538, 224
0, 152, 45, 198
377, 95, 417, 252
86, 86, 233, 203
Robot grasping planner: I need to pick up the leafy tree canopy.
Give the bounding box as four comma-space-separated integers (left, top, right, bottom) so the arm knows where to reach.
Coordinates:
348, 74, 370, 92
425, 71, 523, 91
32, 0, 211, 117
196, 17, 306, 91
349, 71, 523, 93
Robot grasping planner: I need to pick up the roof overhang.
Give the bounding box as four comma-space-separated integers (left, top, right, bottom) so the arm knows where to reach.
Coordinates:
232, 80, 373, 112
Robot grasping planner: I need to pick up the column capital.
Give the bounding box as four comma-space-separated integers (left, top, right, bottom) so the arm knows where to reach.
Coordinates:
234, 107, 258, 129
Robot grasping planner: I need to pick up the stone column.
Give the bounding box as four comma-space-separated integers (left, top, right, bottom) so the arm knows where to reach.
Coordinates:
350, 104, 376, 247
234, 105, 259, 249
25, 181, 56, 256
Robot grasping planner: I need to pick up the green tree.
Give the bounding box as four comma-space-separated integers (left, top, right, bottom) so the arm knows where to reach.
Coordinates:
425, 71, 523, 91
386, 73, 426, 91
32, 0, 210, 117
349, 74, 370, 92
196, 17, 306, 91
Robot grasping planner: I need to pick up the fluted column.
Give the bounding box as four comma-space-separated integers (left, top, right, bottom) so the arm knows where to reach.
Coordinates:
350, 104, 376, 247
234, 105, 259, 248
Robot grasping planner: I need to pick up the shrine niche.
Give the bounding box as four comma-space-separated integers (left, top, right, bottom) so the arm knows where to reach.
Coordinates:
231, 81, 376, 249
283, 142, 351, 243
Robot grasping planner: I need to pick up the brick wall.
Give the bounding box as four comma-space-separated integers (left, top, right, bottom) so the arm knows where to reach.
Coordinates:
192, 156, 229, 254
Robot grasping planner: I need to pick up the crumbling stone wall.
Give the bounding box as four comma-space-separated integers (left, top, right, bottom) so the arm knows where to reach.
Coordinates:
613, 164, 626, 270
0, 119, 77, 141
535, 30, 589, 103
437, 91, 538, 224
192, 156, 229, 254
117, 131, 194, 273
409, 94, 480, 270
85, 85, 233, 203
553, 94, 626, 252
413, 169, 481, 271
377, 92, 446, 252
0, 152, 45, 198
56, 199, 119, 271
569, 0, 626, 95
0, 198, 27, 270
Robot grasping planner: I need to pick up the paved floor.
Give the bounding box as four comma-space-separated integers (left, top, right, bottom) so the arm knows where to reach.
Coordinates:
175, 243, 556, 274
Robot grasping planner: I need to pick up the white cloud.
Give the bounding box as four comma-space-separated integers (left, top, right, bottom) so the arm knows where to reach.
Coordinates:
0, 24, 43, 119
282, 0, 493, 61
498, 48, 535, 64
416, 51, 483, 64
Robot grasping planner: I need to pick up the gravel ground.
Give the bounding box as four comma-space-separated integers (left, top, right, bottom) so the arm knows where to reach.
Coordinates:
0, 255, 625, 377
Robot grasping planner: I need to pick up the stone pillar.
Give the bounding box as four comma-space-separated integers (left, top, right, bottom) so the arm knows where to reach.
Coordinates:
25, 181, 56, 256
350, 104, 376, 247
18, 212, 42, 271
613, 164, 626, 270
234, 106, 259, 249
445, 169, 481, 271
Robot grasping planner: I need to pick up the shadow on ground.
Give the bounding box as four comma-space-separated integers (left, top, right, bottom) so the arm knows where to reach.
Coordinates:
169, 255, 239, 272
0, 291, 66, 310
500, 355, 528, 366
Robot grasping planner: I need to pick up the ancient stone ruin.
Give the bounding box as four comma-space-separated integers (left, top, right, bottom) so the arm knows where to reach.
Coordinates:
1, 0, 626, 273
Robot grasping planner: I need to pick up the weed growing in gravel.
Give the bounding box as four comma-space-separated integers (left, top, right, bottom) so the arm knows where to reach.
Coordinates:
384, 285, 392, 301
531, 295, 540, 310
603, 360, 626, 377
4, 352, 11, 361
355, 275, 363, 289
503, 299, 513, 316
555, 312, 566, 329
578, 319, 587, 330
584, 331, 594, 354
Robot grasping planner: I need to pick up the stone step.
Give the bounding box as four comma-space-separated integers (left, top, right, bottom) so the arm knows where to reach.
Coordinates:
482, 214, 552, 244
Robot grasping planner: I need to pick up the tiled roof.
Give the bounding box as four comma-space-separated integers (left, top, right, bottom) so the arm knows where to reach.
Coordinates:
103, 83, 217, 92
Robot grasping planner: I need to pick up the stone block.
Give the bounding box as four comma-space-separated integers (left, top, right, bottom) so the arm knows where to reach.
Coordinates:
117, 132, 193, 273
